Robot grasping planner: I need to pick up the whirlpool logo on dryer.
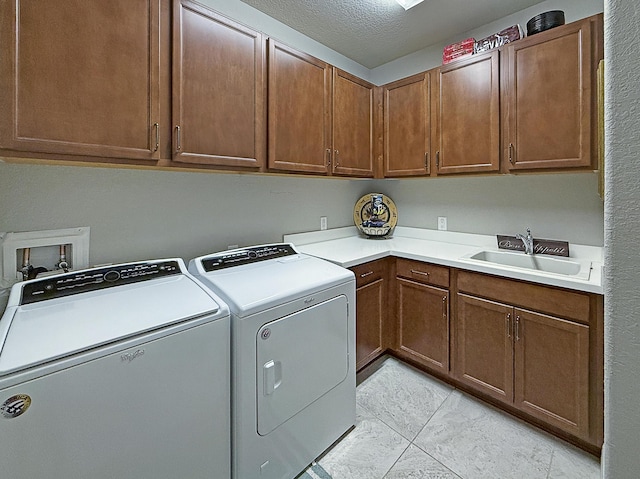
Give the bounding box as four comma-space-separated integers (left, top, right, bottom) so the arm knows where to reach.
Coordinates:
121, 349, 145, 363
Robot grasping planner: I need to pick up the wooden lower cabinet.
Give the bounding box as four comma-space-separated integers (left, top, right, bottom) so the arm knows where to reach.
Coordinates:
350, 259, 602, 451
454, 293, 590, 439
351, 259, 389, 371
396, 278, 449, 374
514, 308, 590, 438
453, 270, 599, 447
454, 294, 513, 402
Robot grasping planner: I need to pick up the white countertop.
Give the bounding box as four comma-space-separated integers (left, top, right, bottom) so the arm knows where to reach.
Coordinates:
283, 226, 604, 294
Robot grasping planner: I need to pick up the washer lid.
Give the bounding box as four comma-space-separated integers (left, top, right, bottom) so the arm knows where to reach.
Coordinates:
190, 253, 354, 317
0, 274, 224, 376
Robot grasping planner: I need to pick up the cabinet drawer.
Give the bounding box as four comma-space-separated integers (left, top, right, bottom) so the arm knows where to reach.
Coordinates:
396, 259, 449, 288
456, 270, 590, 324
351, 259, 388, 288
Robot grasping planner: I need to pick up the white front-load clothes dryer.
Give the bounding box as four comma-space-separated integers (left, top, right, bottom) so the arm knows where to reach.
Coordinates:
0, 259, 231, 479
189, 244, 356, 479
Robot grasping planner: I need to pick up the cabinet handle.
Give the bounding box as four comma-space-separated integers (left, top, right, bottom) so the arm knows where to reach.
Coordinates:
360, 271, 374, 278
153, 123, 159, 152
442, 295, 448, 319
410, 269, 430, 278
175, 125, 182, 152
326, 148, 331, 167
506, 312, 511, 338
425, 152, 429, 168
334, 150, 339, 166
515, 315, 521, 341
436, 151, 440, 168
509, 143, 515, 164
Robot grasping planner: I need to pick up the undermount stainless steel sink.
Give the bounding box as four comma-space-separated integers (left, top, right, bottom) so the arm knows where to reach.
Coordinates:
462, 250, 592, 280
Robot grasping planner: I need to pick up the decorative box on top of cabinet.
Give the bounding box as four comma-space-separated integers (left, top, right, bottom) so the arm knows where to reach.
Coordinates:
0, 0, 161, 162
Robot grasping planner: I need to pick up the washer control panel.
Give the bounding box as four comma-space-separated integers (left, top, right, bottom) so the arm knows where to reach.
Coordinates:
20, 261, 181, 305
202, 244, 297, 271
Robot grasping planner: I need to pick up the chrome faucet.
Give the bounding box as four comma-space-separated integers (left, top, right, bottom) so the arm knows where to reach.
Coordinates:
516, 228, 534, 255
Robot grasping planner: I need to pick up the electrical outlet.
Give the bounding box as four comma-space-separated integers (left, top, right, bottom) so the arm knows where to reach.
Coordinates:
437, 216, 447, 231
320, 216, 328, 231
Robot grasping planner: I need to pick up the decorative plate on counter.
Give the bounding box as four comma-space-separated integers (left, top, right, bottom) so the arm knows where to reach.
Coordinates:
353, 193, 398, 237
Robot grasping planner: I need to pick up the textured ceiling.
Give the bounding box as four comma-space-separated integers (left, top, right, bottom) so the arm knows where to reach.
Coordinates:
239, 0, 544, 68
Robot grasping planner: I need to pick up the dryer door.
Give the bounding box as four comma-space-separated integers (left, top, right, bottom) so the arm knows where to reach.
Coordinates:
256, 295, 349, 436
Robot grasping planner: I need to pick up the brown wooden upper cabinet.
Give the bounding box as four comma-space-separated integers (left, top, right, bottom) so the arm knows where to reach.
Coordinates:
332, 70, 376, 177
433, 51, 500, 175
502, 15, 603, 171
383, 72, 431, 177
0, 0, 161, 161
172, 0, 265, 168
268, 40, 376, 176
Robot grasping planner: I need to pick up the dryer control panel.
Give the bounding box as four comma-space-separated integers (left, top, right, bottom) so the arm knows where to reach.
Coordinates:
202, 244, 297, 271
20, 261, 181, 305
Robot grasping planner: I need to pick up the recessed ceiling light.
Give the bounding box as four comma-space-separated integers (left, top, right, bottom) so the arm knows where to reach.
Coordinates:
395, 0, 425, 10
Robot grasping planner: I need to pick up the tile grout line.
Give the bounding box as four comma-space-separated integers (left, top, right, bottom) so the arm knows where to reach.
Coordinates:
415, 386, 457, 437
380, 442, 413, 479
545, 448, 556, 479
409, 389, 468, 479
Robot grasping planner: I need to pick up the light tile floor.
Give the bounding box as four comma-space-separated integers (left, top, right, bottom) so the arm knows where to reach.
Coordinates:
300, 356, 600, 479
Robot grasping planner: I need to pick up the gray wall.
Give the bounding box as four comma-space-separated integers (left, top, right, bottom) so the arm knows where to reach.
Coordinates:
0, 162, 604, 269
602, 0, 640, 476
0, 163, 369, 266
371, 173, 603, 244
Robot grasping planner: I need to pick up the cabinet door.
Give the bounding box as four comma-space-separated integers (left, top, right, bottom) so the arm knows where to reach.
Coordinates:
352, 260, 389, 371
514, 308, 590, 438
172, 1, 265, 168
397, 278, 449, 374
332, 69, 375, 177
504, 17, 600, 170
0, 0, 160, 160
434, 52, 500, 174
454, 294, 513, 402
383, 73, 430, 177
268, 40, 331, 174
355, 278, 385, 371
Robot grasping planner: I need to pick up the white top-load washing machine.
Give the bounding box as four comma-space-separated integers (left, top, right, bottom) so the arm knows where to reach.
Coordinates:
189, 244, 356, 479
0, 259, 231, 479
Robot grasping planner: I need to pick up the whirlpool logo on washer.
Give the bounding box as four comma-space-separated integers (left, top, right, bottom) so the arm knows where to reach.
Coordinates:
1, 394, 32, 419
121, 349, 145, 363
